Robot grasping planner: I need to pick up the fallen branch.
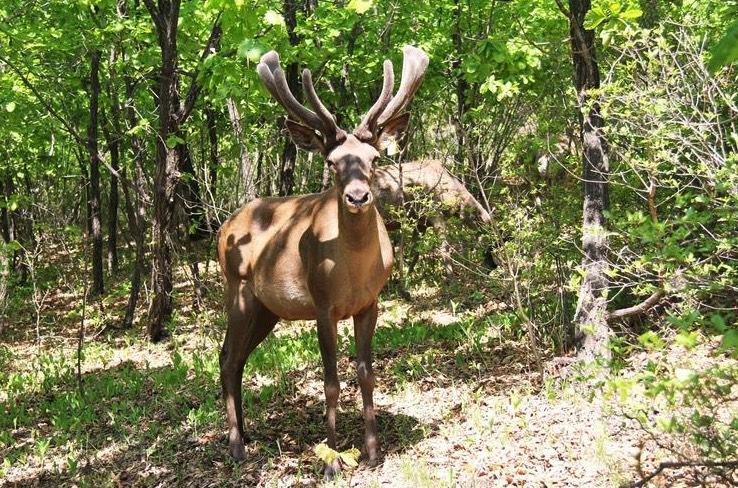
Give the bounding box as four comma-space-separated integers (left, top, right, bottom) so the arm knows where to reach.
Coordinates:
606, 291, 663, 321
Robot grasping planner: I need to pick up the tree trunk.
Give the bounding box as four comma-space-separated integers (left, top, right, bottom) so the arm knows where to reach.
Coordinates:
143, 2, 222, 340
121, 78, 148, 329
452, 0, 470, 167
561, 0, 612, 361
87, 50, 104, 297
279, 0, 301, 197
280, 134, 298, 196
103, 45, 122, 274
226, 98, 256, 203
178, 142, 206, 308
205, 106, 220, 212
145, 0, 182, 342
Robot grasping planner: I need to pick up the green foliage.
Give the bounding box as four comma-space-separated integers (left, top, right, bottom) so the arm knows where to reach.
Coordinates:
0, 0, 737, 482
609, 351, 738, 484
708, 18, 738, 72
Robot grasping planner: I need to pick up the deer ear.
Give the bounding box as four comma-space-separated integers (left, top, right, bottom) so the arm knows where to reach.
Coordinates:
375, 113, 411, 151
285, 120, 326, 155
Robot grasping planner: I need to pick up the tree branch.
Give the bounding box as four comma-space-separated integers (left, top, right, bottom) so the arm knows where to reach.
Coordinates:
179, 12, 223, 123
141, 0, 162, 34
606, 291, 663, 321
0, 52, 85, 145
621, 459, 738, 488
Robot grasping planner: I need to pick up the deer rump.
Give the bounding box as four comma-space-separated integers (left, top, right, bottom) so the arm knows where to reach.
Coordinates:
372, 159, 490, 230
371, 159, 494, 276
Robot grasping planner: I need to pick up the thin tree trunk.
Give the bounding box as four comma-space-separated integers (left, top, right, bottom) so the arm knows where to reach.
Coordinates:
226, 97, 255, 203
205, 106, 220, 216
106, 122, 120, 274
280, 134, 298, 196
452, 0, 470, 167
279, 0, 301, 197
121, 78, 148, 329
559, 0, 612, 361
87, 50, 104, 297
101, 104, 121, 274
179, 142, 206, 308
103, 46, 122, 274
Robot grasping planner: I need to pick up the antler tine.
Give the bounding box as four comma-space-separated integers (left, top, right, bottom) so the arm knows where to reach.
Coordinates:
354, 59, 395, 140
376, 46, 429, 127
302, 69, 345, 142
257, 51, 325, 132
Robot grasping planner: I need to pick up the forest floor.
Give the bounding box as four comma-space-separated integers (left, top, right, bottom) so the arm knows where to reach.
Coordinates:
0, 258, 732, 487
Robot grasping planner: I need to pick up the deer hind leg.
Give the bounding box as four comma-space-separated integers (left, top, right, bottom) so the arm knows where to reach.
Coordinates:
220, 282, 278, 462
316, 311, 341, 478
353, 302, 380, 464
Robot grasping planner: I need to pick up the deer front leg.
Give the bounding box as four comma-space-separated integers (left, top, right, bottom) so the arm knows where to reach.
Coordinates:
353, 301, 380, 464
316, 312, 341, 478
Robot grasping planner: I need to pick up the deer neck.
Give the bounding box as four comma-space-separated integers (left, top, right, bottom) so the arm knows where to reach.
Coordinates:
335, 194, 380, 252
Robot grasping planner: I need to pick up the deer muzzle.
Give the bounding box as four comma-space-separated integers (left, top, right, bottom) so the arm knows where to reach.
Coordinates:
344, 188, 373, 213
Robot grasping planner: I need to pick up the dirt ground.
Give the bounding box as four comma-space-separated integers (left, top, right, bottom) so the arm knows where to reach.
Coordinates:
1, 275, 732, 487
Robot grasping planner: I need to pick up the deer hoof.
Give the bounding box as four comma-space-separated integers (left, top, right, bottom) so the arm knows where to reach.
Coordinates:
230, 442, 247, 463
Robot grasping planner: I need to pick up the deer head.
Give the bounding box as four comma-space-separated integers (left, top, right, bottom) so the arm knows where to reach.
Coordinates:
257, 46, 429, 214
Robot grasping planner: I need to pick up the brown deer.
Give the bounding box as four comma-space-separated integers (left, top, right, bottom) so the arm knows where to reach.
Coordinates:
372, 159, 494, 278
217, 46, 428, 476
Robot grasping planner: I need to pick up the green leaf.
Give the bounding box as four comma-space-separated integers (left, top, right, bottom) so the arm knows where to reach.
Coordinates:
165, 134, 185, 148
238, 39, 263, 63
710, 314, 727, 332
584, 6, 608, 30
719, 329, 738, 356
708, 19, 738, 73
314, 444, 361, 468
346, 0, 373, 14
5, 101, 15, 113
674, 330, 699, 349
339, 447, 361, 467
7, 240, 22, 252
619, 8, 642, 21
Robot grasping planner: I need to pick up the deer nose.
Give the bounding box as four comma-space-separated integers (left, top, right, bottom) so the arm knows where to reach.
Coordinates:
345, 191, 371, 208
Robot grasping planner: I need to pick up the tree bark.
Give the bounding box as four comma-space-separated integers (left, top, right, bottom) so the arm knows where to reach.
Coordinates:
121, 77, 149, 329
87, 50, 104, 297
143, 2, 222, 340
226, 97, 256, 203
279, 0, 301, 197
102, 45, 122, 274
452, 0, 469, 168
560, 0, 612, 361
144, 0, 183, 341
205, 105, 220, 212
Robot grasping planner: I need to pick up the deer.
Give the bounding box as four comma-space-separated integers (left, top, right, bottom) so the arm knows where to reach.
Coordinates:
371, 159, 495, 279
217, 46, 429, 477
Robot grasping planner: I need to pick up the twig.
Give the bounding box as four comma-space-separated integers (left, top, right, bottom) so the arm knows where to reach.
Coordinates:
77, 283, 87, 396
606, 292, 662, 321
621, 460, 738, 488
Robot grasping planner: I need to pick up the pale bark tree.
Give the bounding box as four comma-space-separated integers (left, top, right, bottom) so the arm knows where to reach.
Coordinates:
557, 0, 612, 361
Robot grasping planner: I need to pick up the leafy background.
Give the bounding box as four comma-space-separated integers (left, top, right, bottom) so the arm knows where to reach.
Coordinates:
1, 0, 737, 486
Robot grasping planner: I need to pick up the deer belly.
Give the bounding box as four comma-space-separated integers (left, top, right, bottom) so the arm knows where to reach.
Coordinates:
254, 279, 317, 320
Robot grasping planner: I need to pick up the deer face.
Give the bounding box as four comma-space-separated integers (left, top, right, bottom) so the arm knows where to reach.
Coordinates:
257, 46, 428, 212
327, 136, 380, 214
